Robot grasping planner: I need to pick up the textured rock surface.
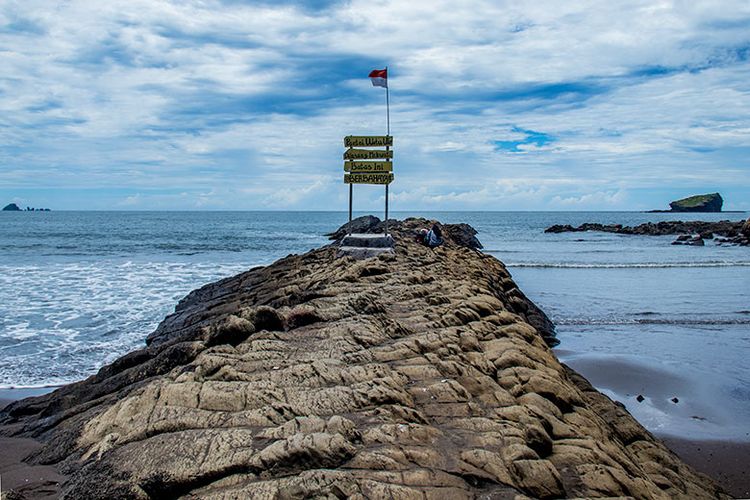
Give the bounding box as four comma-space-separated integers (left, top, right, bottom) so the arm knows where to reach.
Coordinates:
668, 193, 723, 212
0, 218, 727, 499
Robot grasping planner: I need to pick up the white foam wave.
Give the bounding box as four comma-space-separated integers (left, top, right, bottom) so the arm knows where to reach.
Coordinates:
0, 261, 256, 387
505, 261, 750, 269
556, 318, 750, 326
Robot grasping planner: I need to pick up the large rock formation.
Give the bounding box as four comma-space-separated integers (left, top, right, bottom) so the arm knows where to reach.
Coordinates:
3, 202, 21, 211
1, 218, 727, 499
668, 193, 723, 212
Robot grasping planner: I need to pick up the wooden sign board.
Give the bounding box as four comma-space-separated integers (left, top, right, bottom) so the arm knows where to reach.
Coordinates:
344, 173, 394, 185
344, 135, 393, 147
344, 161, 393, 173
343, 148, 393, 160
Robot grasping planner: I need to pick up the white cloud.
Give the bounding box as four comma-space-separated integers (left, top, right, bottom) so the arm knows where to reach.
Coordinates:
1, 0, 749, 209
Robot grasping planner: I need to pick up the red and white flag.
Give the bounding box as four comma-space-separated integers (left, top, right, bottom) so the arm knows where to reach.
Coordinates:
369, 68, 387, 88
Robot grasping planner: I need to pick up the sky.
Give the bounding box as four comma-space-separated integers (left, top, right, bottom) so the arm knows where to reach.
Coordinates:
1, 0, 749, 211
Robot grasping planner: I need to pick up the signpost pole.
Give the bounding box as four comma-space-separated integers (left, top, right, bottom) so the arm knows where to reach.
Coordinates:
348, 183, 353, 236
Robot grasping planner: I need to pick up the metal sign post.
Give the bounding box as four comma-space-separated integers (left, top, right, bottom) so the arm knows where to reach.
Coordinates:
343, 135, 394, 235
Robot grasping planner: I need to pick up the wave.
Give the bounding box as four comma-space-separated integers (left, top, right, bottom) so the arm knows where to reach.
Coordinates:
556, 318, 750, 326
504, 261, 750, 269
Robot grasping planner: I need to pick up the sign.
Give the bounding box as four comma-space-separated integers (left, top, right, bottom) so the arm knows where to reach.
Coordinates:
344, 135, 393, 147
344, 173, 394, 184
343, 148, 393, 160
344, 161, 393, 173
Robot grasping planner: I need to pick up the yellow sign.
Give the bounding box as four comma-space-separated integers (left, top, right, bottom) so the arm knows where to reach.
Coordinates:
344, 173, 394, 184
343, 148, 393, 160
344, 161, 393, 173
344, 135, 393, 147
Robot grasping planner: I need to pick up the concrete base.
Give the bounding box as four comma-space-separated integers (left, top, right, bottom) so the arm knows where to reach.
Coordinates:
337, 233, 395, 259
336, 246, 395, 259
340, 233, 395, 248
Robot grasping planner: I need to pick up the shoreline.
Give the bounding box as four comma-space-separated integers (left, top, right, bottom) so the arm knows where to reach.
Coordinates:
556, 350, 750, 497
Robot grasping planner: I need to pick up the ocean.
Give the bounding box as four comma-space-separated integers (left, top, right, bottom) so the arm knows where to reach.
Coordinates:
1, 211, 748, 440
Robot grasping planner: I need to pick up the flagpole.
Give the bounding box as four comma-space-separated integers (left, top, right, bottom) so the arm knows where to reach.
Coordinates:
385, 66, 390, 236
385, 66, 390, 136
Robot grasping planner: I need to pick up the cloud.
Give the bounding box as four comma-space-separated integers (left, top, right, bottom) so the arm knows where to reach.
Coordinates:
1, 0, 749, 209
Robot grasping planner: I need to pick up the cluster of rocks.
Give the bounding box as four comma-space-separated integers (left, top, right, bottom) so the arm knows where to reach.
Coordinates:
2, 203, 51, 211
546, 219, 749, 246
1, 218, 728, 499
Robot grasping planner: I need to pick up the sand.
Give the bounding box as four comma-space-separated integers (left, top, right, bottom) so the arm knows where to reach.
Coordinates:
1, 392, 66, 498
661, 437, 750, 499
0, 434, 65, 499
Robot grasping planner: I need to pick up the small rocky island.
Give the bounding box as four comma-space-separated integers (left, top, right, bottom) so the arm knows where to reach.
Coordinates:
0, 217, 729, 498
649, 193, 723, 213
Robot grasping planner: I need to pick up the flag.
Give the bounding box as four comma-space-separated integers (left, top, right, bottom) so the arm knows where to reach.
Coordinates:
369, 68, 387, 88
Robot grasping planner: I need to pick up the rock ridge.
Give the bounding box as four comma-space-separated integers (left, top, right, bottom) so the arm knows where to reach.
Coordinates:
545, 219, 748, 246
0, 218, 728, 499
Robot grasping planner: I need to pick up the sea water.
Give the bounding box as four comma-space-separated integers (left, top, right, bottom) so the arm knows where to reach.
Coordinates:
1, 211, 748, 439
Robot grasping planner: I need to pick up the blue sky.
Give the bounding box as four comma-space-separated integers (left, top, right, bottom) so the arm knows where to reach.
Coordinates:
1, 0, 749, 210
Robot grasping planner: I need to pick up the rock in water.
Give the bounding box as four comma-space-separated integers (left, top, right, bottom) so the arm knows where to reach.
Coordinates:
2, 203, 21, 211
0, 218, 729, 499
669, 193, 723, 212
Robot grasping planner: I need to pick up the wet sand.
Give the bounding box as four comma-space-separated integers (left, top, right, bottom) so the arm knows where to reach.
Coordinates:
0, 434, 65, 499
1, 392, 66, 498
660, 437, 750, 499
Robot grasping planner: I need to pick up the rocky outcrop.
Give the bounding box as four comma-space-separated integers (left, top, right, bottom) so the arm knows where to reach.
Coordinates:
328, 216, 483, 250
669, 193, 723, 212
545, 220, 748, 246
0, 218, 727, 499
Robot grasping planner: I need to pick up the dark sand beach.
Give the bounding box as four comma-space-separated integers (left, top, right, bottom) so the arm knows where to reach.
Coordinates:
661, 437, 750, 499
1, 390, 65, 499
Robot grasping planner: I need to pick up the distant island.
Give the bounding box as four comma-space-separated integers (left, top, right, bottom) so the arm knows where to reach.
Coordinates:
2, 203, 50, 211
648, 192, 723, 212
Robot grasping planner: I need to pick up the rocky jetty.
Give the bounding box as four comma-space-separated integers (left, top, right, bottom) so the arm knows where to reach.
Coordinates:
545, 220, 748, 246
1, 218, 727, 499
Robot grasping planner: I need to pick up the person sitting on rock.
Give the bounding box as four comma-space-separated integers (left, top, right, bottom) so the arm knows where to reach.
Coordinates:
427, 224, 443, 247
